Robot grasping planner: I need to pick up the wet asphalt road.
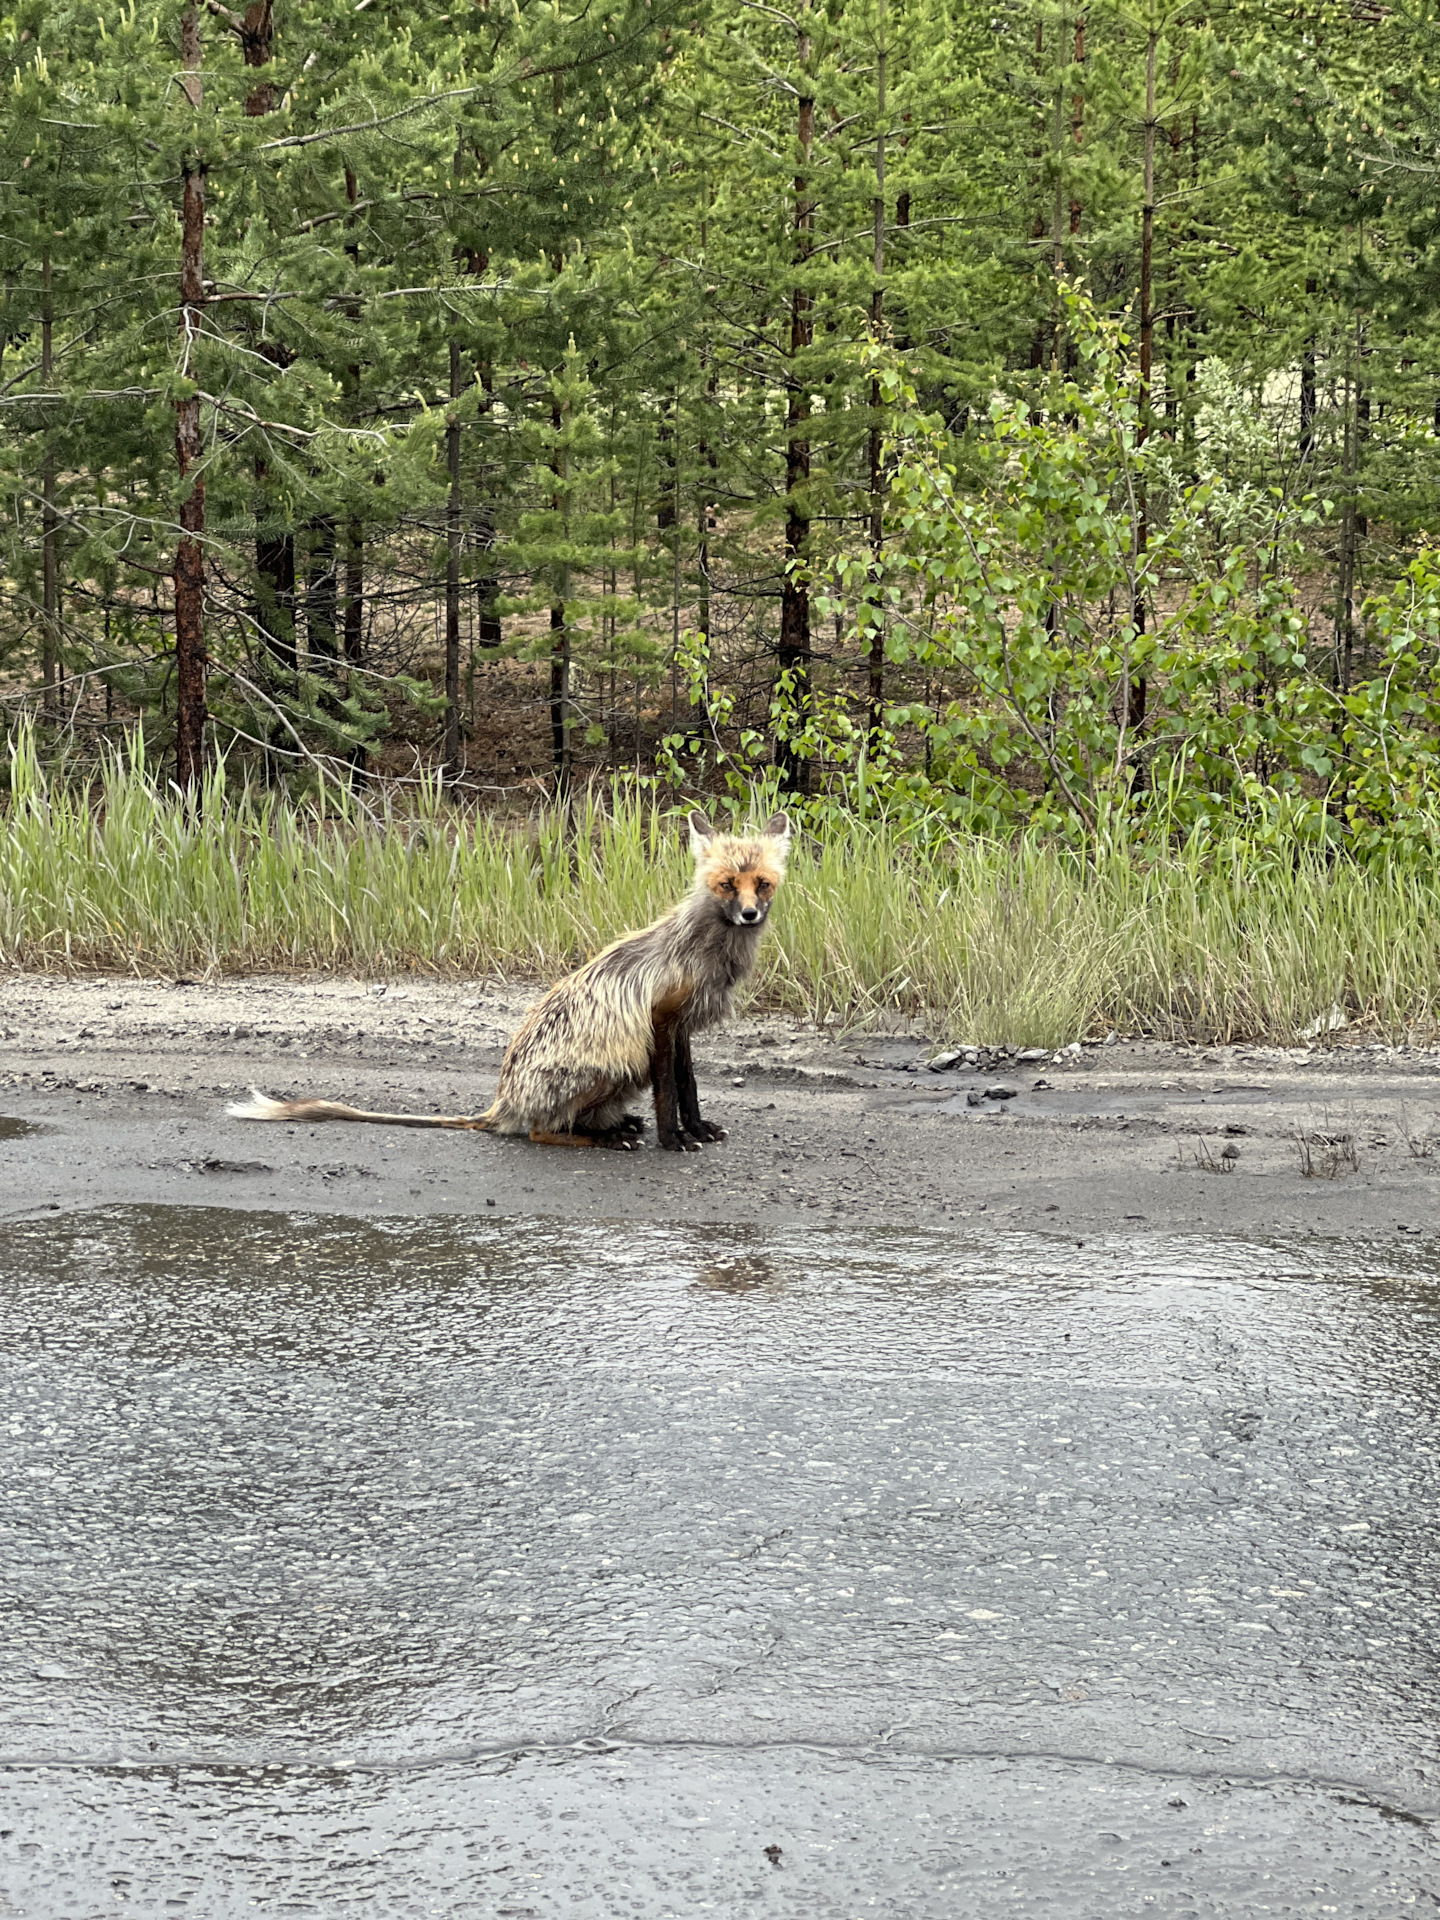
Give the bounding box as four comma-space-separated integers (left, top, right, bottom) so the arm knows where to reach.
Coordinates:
2, 1207, 1439, 1916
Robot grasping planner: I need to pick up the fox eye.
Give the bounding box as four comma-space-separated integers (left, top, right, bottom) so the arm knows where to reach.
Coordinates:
756, 879, 772, 895
720, 878, 737, 894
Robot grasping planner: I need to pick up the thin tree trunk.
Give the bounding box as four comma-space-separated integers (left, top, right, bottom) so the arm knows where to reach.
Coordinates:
1127, 19, 1158, 742
1070, 16, 1084, 239
867, 22, 887, 744
550, 599, 570, 798
343, 526, 364, 665
241, 0, 276, 115
779, 5, 814, 797
550, 400, 571, 799
475, 343, 502, 646
444, 335, 463, 771
1299, 276, 1318, 457
342, 157, 366, 688
698, 184, 715, 649
657, 394, 677, 532
173, 4, 207, 795
307, 517, 339, 665
255, 528, 297, 670
245, 2, 294, 683
40, 254, 58, 715
670, 396, 682, 733
1336, 318, 1361, 694
1138, 24, 1157, 440
698, 378, 714, 645
1049, 11, 1066, 308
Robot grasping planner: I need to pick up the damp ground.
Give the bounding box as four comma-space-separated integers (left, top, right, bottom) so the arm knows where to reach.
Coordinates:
2, 1205, 1439, 1916
5, 969, 1440, 1236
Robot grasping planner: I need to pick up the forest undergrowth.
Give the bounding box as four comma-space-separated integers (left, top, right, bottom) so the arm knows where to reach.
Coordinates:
4, 731, 1438, 1048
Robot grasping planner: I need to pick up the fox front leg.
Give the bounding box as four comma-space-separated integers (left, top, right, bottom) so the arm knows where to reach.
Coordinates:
651, 1013, 700, 1152
675, 1028, 726, 1144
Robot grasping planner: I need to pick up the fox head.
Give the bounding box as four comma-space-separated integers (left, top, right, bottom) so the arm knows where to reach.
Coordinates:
689, 809, 791, 928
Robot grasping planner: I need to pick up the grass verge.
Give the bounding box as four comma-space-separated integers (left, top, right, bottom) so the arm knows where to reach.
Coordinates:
2, 734, 1437, 1045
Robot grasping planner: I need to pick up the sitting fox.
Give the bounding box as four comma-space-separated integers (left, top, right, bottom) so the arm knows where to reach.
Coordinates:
229, 809, 790, 1151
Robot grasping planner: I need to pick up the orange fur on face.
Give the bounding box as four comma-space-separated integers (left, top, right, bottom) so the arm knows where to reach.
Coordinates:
705, 858, 780, 916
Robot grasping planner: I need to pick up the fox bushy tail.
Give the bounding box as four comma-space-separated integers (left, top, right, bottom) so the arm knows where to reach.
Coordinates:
227, 1089, 497, 1131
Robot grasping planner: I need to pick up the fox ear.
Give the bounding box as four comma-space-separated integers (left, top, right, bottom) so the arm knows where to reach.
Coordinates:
688, 809, 716, 857
763, 809, 792, 844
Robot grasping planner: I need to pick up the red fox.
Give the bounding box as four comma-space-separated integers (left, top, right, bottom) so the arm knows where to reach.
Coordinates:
228, 808, 790, 1151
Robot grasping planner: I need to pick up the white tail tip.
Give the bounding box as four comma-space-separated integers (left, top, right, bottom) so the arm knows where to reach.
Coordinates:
227, 1088, 292, 1122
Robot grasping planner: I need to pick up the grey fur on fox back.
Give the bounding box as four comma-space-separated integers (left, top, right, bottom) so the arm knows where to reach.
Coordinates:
228, 809, 790, 1151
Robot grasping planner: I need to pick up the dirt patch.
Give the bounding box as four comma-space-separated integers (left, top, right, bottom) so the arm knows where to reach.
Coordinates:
3, 970, 1440, 1237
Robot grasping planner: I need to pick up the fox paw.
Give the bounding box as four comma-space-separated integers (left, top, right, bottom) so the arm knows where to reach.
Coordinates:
617, 1114, 646, 1136
691, 1121, 727, 1143
597, 1129, 642, 1151
659, 1131, 702, 1153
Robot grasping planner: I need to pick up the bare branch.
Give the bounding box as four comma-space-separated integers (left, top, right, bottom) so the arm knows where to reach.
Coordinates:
203, 0, 247, 32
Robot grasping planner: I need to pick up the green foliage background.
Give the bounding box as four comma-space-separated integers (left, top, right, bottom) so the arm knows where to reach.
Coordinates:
3, 0, 1440, 848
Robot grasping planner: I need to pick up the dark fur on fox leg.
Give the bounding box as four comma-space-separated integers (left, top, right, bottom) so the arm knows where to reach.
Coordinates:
675, 1029, 726, 1143
651, 1011, 699, 1152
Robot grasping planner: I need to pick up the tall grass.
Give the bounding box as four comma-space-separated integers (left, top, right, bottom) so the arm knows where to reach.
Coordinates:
2, 730, 1438, 1044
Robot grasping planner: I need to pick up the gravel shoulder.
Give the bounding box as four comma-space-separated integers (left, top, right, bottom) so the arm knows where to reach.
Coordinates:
3, 969, 1440, 1236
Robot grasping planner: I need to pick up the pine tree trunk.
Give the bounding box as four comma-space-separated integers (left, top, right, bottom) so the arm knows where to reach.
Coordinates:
550, 604, 571, 798
40, 254, 58, 716
475, 350, 502, 647
343, 524, 364, 665
444, 336, 463, 771
550, 401, 571, 799
241, 0, 276, 115
1070, 17, 1084, 241
1299, 277, 1317, 457
867, 32, 886, 744
244, 3, 295, 685
173, 4, 207, 795
779, 9, 814, 797
307, 517, 339, 664
255, 525, 297, 671
342, 160, 366, 683
1336, 319, 1362, 694
1126, 20, 1158, 745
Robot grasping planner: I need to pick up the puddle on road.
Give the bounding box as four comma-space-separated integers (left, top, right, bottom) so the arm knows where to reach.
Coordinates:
2, 1205, 1439, 1917
0, 1116, 43, 1140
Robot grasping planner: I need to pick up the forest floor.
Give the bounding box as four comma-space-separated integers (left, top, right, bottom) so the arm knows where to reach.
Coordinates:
3, 969, 1440, 1237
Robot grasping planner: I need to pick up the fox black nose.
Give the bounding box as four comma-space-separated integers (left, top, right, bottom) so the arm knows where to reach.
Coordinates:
739, 906, 760, 924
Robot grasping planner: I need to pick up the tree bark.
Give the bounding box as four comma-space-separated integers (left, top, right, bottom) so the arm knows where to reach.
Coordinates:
255, 525, 297, 670
1299, 276, 1317, 457
1127, 19, 1158, 742
40, 254, 58, 715
306, 517, 338, 664
342, 159, 366, 683
779, 6, 814, 797
475, 345, 502, 647
867, 27, 886, 744
173, 4, 208, 795
242, 3, 295, 683
241, 0, 276, 115
1070, 17, 1084, 240
1138, 24, 1157, 443
343, 525, 364, 664
444, 335, 463, 772
550, 401, 571, 799
1335, 317, 1362, 693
